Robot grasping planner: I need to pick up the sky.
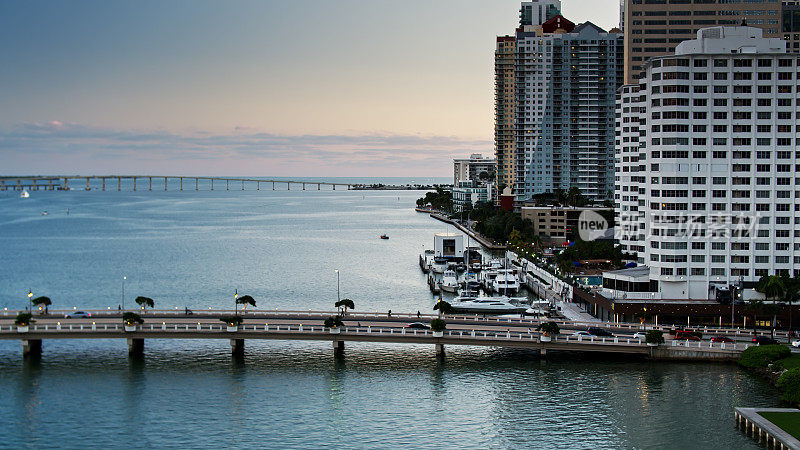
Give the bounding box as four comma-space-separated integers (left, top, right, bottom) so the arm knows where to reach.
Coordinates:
0, 0, 618, 177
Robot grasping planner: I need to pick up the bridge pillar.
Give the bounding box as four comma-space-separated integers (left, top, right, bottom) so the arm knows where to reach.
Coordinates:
241, 180, 244, 190
149, 177, 152, 191
180, 177, 183, 191
164, 177, 167, 190
102, 178, 105, 190
226, 179, 229, 191
302, 183, 305, 190
133, 177, 137, 191
211, 179, 214, 190
287, 182, 290, 190
272, 181, 275, 190
118, 177, 121, 191
317, 184, 320, 190
230, 338, 245, 356
333, 339, 344, 356
86, 177, 90, 190
435, 343, 444, 356
1, 180, 4, 190
21, 339, 42, 357
257, 181, 260, 190
127, 338, 144, 357
195, 178, 198, 190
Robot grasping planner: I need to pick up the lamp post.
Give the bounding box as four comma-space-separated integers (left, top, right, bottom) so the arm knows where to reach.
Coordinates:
334, 269, 340, 302
234, 289, 238, 314
122, 276, 126, 313
27, 290, 33, 312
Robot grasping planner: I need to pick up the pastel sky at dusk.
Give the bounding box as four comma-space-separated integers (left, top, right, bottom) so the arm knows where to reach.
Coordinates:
0, 0, 618, 177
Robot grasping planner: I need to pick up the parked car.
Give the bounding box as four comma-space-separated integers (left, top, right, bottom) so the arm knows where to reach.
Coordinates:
65, 311, 91, 319
587, 327, 614, 337
405, 322, 430, 329
711, 335, 734, 343
752, 336, 778, 345
791, 339, 800, 348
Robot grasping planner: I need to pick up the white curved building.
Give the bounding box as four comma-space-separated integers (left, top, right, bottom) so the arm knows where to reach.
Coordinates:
614, 26, 798, 299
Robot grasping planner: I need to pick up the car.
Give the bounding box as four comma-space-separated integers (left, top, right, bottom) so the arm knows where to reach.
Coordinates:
791, 339, 800, 348
674, 330, 703, 340
572, 331, 592, 337
587, 327, 614, 337
65, 311, 91, 318
752, 336, 778, 345
632, 332, 646, 340
711, 335, 734, 343
405, 322, 430, 329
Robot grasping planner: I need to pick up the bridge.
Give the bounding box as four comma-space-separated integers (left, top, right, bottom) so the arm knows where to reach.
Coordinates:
0, 175, 354, 192
0, 309, 750, 361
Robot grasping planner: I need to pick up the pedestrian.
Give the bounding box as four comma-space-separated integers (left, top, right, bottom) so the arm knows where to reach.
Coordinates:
417, 310, 420, 318
388, 309, 392, 318
118, 305, 121, 311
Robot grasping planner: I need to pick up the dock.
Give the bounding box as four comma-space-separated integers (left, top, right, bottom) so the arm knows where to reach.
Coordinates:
415, 208, 506, 250
735, 408, 800, 449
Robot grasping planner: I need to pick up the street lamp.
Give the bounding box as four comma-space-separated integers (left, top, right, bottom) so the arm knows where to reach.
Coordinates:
122, 276, 126, 313
234, 289, 239, 314
334, 269, 340, 302
27, 290, 33, 312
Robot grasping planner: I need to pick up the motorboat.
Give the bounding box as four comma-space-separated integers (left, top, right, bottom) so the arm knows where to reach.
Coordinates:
492, 269, 520, 294
430, 257, 448, 274
380, 234, 389, 240
463, 272, 481, 291
20, 189, 30, 199
450, 296, 528, 314
440, 269, 459, 293
419, 249, 435, 274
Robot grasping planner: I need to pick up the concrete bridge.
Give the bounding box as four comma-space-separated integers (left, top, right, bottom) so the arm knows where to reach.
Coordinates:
0, 309, 749, 361
0, 175, 353, 192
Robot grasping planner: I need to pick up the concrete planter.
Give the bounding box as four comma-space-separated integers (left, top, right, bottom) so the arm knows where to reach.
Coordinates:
17, 325, 29, 333
647, 342, 659, 347
432, 331, 444, 338
226, 326, 239, 332
540, 335, 552, 342
124, 325, 137, 332
329, 327, 341, 334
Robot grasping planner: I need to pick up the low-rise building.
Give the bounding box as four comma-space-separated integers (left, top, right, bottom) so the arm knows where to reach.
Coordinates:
520, 205, 613, 241
453, 181, 493, 213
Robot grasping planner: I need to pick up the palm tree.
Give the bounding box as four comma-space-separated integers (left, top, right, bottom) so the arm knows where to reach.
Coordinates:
742, 300, 765, 332
756, 275, 786, 301
235, 295, 256, 312
781, 276, 800, 332
433, 300, 455, 317
335, 298, 354, 316
134, 296, 155, 312
31, 296, 51, 314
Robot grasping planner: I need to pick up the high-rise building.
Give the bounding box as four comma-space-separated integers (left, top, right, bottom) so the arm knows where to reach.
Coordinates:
783, 1, 800, 50
614, 26, 798, 300
453, 153, 496, 186
622, 0, 783, 84
494, 1, 623, 205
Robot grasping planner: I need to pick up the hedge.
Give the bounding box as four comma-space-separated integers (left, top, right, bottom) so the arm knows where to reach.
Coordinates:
737, 345, 791, 369
776, 368, 800, 405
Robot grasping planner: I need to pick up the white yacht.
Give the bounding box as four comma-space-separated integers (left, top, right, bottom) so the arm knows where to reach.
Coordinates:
430, 257, 448, 274
463, 272, 481, 291
440, 269, 459, 293
20, 189, 30, 199
450, 296, 527, 314
492, 269, 520, 294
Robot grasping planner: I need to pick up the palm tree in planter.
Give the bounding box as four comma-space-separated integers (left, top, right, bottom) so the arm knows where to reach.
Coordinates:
219, 315, 243, 332
335, 298, 354, 316
235, 295, 256, 313
324, 315, 345, 334
433, 300, 455, 317
429, 318, 446, 337
134, 296, 154, 312
122, 312, 144, 332
31, 296, 51, 315
536, 321, 560, 342
14, 312, 35, 332
645, 330, 664, 347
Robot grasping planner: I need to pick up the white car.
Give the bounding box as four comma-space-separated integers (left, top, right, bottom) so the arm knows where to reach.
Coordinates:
633, 332, 646, 340
792, 339, 800, 348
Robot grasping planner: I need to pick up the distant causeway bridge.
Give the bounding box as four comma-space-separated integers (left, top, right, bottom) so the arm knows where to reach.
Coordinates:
0, 175, 355, 192
0, 309, 749, 361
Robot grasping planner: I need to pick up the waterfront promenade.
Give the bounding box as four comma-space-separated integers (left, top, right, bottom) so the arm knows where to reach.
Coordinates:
0, 309, 751, 360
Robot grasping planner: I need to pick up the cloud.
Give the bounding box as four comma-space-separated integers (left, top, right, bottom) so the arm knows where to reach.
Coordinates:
0, 122, 491, 177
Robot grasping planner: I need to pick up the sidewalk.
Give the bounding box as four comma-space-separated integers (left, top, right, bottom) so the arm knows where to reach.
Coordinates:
557, 300, 600, 323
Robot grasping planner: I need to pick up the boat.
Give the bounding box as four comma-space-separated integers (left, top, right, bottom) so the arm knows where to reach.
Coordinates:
463, 272, 481, 291
41, 210, 48, 216
430, 257, 448, 274
419, 249, 435, 274
380, 234, 389, 240
19, 190, 29, 199
440, 269, 459, 293
450, 296, 528, 314
492, 269, 520, 294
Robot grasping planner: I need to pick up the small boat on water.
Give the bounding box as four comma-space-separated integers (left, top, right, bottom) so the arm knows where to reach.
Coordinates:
380, 234, 389, 240
41, 210, 48, 216
440, 269, 459, 293
20, 190, 29, 199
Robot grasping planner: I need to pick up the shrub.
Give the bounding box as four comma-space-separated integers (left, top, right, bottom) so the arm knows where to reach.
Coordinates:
646, 330, 665, 345
776, 368, 800, 405
14, 312, 34, 326
219, 315, 243, 326
324, 316, 344, 329
536, 321, 560, 336
738, 344, 791, 369
430, 318, 447, 332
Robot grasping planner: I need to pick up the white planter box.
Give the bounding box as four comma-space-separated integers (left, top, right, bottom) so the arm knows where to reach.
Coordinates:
124, 325, 136, 332
432, 331, 444, 338
540, 335, 552, 342
329, 327, 341, 334
17, 325, 28, 333
227, 326, 239, 332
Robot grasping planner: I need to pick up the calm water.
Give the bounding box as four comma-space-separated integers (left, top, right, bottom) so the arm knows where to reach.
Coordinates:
0, 188, 780, 449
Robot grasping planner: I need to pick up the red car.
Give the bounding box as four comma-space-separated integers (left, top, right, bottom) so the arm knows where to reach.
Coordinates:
711, 335, 734, 343
674, 330, 702, 341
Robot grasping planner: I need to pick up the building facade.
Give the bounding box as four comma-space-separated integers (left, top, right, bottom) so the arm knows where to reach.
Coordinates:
622, 0, 783, 84
453, 154, 496, 186
494, 1, 623, 205
614, 26, 799, 300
